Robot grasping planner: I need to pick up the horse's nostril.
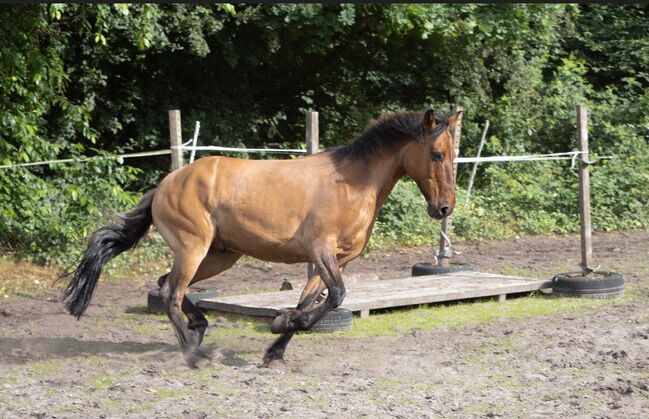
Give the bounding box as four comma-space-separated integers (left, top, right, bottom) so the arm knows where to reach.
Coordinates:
440, 206, 450, 216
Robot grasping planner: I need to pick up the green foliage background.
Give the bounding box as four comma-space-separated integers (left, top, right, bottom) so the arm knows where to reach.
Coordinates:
0, 4, 647, 264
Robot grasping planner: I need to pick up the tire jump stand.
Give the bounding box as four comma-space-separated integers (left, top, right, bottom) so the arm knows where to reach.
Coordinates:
412, 223, 473, 277
552, 105, 624, 298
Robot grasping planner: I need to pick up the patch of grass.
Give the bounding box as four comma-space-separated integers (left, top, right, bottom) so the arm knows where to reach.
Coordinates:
344, 291, 632, 337
26, 359, 61, 375
375, 376, 403, 391
75, 354, 109, 368
0, 255, 61, 298
129, 400, 155, 415
98, 308, 169, 335
465, 403, 506, 415
89, 374, 115, 390
499, 261, 575, 279
154, 387, 194, 399
0, 370, 19, 386
196, 287, 638, 342
134, 322, 168, 335
488, 372, 526, 391
476, 336, 518, 355
86, 367, 137, 392
203, 317, 272, 340
411, 381, 448, 393
568, 387, 602, 413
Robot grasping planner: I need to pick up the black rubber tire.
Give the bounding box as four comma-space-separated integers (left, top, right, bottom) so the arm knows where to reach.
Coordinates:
307, 308, 353, 333
147, 289, 165, 314
147, 288, 217, 314
552, 271, 624, 298
411, 262, 474, 277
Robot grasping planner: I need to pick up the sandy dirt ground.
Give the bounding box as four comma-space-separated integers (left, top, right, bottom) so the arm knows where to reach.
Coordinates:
0, 230, 648, 418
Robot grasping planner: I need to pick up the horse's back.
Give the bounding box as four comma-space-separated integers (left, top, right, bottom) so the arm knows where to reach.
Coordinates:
152, 155, 326, 261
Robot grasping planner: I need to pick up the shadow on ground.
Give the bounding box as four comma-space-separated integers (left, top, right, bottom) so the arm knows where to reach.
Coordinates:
0, 336, 176, 363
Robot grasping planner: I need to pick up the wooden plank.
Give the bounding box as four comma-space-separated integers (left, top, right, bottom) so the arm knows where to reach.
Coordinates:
577, 104, 593, 275
199, 273, 541, 305
198, 272, 551, 318
169, 110, 183, 171
198, 274, 547, 307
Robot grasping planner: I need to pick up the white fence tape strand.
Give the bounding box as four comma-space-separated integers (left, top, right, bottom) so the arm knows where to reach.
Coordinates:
454, 151, 614, 164
173, 145, 308, 155
0, 149, 171, 170
0, 148, 612, 171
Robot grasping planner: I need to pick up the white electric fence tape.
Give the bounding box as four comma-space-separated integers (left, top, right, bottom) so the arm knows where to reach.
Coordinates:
0, 148, 612, 170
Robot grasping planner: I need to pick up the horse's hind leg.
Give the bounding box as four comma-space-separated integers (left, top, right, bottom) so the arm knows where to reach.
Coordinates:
185, 251, 242, 346
182, 297, 208, 346
159, 251, 241, 352
158, 272, 208, 346
160, 249, 209, 368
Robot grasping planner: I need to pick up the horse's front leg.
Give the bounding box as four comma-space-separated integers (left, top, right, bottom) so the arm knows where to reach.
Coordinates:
269, 251, 346, 335
263, 269, 328, 366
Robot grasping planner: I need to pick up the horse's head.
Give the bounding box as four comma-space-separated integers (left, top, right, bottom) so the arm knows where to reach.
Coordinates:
402, 109, 461, 220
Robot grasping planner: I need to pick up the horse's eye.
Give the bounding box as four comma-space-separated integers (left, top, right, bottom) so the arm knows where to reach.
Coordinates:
431, 151, 443, 162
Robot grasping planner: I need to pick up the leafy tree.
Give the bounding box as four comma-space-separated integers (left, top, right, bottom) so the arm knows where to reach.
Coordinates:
0, 4, 647, 263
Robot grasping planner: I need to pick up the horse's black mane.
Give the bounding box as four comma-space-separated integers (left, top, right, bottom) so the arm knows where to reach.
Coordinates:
331, 111, 448, 162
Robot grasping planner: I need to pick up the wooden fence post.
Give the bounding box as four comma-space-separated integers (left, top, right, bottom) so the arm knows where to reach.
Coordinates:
306, 111, 319, 279
437, 105, 463, 267
306, 111, 319, 155
169, 110, 183, 171
577, 105, 593, 276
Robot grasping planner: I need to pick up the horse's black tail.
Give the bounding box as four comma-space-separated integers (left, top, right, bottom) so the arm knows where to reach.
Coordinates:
62, 189, 157, 318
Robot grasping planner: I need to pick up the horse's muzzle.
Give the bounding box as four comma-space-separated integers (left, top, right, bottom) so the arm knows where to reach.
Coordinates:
427, 203, 453, 219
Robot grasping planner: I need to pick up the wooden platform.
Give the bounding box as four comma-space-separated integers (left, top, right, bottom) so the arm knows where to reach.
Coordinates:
198, 271, 552, 319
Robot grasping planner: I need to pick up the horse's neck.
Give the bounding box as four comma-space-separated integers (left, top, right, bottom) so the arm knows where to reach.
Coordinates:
366, 151, 406, 214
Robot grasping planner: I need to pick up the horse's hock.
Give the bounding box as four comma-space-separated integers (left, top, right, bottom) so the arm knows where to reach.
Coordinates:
147, 287, 218, 314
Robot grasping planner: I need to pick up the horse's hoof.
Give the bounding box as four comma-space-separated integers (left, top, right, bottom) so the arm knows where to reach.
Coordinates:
261, 352, 286, 368
270, 311, 290, 334
184, 346, 211, 369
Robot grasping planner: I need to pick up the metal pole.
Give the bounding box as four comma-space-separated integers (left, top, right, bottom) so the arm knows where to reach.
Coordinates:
306, 111, 319, 278
189, 121, 201, 164
577, 105, 593, 276
465, 120, 489, 208
169, 110, 183, 171
437, 105, 463, 267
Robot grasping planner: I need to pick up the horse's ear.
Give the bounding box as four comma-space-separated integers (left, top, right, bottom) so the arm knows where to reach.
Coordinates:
423, 109, 436, 132
448, 111, 463, 129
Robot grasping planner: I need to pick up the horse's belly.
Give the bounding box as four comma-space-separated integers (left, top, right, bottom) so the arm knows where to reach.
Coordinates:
214, 211, 309, 264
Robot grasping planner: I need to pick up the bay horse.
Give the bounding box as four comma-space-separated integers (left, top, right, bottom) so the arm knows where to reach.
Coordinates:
63, 109, 460, 367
